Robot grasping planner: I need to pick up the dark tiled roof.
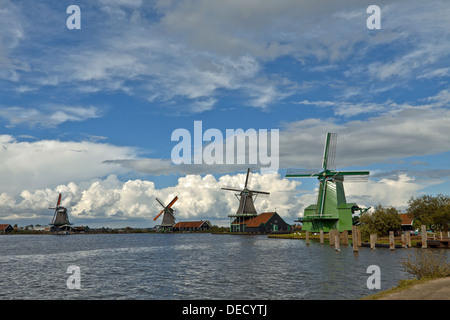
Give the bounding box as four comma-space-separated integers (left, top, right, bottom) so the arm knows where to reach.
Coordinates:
173, 221, 207, 228
243, 212, 276, 227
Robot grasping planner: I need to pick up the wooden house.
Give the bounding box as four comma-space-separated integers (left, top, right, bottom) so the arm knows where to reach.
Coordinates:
172, 220, 212, 232
0, 224, 13, 234
231, 212, 291, 233
400, 214, 414, 232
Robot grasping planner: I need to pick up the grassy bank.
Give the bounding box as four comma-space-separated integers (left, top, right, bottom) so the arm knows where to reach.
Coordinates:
362, 249, 450, 300
360, 277, 444, 300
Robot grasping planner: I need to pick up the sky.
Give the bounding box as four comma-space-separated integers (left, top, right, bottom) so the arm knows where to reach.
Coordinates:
1, 0, 449, 228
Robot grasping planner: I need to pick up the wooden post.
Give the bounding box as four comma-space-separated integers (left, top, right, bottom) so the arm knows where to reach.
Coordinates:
370, 234, 376, 249
406, 232, 411, 248
342, 230, 349, 245
335, 231, 340, 251
320, 230, 324, 244
329, 230, 335, 246
357, 227, 361, 247
352, 226, 359, 252
421, 225, 427, 249
389, 231, 395, 250
440, 231, 443, 240
306, 231, 309, 246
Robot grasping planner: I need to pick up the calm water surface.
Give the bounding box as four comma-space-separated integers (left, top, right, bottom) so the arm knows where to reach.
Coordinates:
0, 233, 443, 300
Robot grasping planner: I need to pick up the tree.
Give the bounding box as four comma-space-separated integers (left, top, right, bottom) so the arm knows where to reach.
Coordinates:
359, 204, 402, 240
407, 194, 450, 232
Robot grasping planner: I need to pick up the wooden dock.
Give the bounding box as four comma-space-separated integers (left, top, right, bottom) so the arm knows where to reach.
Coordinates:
416, 239, 450, 249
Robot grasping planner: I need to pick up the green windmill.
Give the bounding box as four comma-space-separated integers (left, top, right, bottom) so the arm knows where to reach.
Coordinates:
286, 133, 370, 232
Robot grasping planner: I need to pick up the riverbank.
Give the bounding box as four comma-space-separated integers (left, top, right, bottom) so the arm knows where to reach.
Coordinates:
361, 276, 450, 300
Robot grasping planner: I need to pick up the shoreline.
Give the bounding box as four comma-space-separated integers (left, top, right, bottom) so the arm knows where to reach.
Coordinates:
361, 276, 450, 300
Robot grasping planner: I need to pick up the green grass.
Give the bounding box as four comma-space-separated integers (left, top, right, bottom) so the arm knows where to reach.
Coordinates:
360, 277, 432, 300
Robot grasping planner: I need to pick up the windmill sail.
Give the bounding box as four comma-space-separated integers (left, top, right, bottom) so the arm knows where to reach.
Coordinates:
322, 132, 337, 170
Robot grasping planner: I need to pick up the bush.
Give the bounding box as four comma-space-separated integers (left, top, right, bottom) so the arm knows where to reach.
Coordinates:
359, 204, 402, 241
400, 250, 450, 280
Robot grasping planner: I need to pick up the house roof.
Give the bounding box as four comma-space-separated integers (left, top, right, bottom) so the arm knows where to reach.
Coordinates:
244, 212, 276, 227
173, 221, 209, 228
400, 214, 413, 225
0, 224, 12, 231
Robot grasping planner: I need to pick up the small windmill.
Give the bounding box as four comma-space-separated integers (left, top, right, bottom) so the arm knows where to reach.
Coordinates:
153, 196, 178, 232
221, 168, 270, 232
49, 193, 72, 233
286, 133, 370, 232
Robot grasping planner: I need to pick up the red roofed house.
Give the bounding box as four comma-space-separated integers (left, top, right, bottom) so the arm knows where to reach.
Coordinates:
400, 214, 414, 231
172, 220, 212, 232
0, 224, 13, 234
231, 212, 291, 233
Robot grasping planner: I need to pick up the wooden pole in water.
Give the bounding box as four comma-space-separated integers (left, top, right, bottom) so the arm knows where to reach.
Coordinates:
329, 229, 335, 246
352, 226, 359, 252
370, 234, 376, 249
389, 231, 395, 250
320, 230, 324, 244
305, 230, 309, 246
335, 231, 340, 251
342, 230, 349, 245
406, 232, 411, 248
357, 227, 361, 247
421, 225, 427, 249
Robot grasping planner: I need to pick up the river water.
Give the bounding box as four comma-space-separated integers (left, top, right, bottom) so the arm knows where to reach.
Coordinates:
0, 233, 441, 300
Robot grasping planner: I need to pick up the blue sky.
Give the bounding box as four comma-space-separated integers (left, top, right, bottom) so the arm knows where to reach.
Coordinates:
1, 0, 450, 228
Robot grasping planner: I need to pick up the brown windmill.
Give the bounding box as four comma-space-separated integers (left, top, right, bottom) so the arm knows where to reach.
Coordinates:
221, 168, 270, 232
153, 196, 178, 232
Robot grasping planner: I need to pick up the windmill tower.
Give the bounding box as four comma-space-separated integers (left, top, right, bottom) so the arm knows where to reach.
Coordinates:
286, 133, 370, 232
153, 196, 178, 232
49, 193, 72, 233
222, 168, 270, 232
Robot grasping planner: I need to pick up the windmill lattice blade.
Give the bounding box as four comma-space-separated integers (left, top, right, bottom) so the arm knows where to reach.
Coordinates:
285, 168, 321, 177
56, 193, 62, 207
167, 196, 178, 208
244, 168, 250, 188
333, 170, 369, 176
221, 187, 242, 192
250, 190, 270, 195
153, 209, 164, 221
334, 173, 370, 182
51, 210, 57, 224
155, 197, 165, 208
323, 132, 337, 170
318, 179, 327, 216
